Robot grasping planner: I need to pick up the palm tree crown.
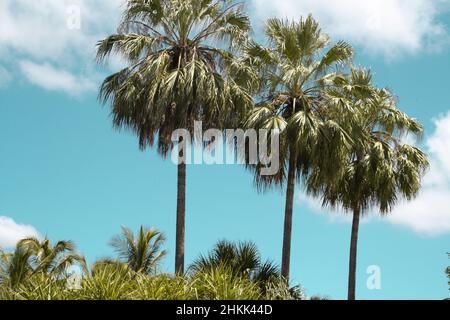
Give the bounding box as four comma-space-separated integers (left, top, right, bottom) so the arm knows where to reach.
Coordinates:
189, 240, 279, 290
97, 0, 256, 154
0, 246, 33, 288
308, 68, 429, 213
1, 238, 86, 288
110, 226, 166, 274
18, 237, 86, 276
244, 15, 354, 185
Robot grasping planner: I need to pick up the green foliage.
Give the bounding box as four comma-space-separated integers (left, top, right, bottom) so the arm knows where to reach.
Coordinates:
0, 245, 33, 288
132, 274, 192, 300
0, 237, 303, 300
243, 15, 354, 191
109, 226, 166, 274
18, 237, 87, 276
76, 262, 136, 300
306, 68, 429, 215
189, 240, 279, 285
0, 263, 300, 300
262, 281, 305, 300
189, 240, 301, 298
97, 0, 257, 154
0, 238, 85, 289
189, 265, 261, 300
3, 273, 68, 301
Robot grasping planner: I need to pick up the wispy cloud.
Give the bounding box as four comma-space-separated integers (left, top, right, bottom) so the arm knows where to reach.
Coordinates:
250, 0, 450, 58
0, 0, 124, 95
19, 60, 96, 96
0, 216, 41, 248
300, 111, 450, 237
1, 1, 449, 94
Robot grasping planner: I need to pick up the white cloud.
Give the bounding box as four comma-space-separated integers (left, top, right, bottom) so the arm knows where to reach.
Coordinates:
0, 0, 125, 94
387, 190, 450, 236
250, 0, 449, 58
3, 0, 448, 93
19, 60, 96, 96
300, 111, 450, 237
0, 0, 124, 61
0, 216, 41, 248
387, 112, 450, 236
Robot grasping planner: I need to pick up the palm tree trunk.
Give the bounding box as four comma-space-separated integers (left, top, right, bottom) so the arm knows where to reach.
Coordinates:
175, 162, 186, 275
348, 206, 361, 300
281, 154, 296, 281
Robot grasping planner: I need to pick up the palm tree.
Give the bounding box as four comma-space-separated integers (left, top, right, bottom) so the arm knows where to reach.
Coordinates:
18, 237, 87, 276
96, 0, 256, 274
243, 15, 353, 280
0, 238, 85, 288
0, 245, 33, 288
189, 240, 280, 292
307, 69, 429, 300
109, 226, 166, 274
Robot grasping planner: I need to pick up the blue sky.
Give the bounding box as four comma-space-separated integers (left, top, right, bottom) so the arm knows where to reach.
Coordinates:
1, 0, 450, 300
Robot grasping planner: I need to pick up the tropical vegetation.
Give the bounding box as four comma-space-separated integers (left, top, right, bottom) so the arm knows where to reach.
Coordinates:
189, 240, 303, 296
107, 226, 167, 274
0, 0, 432, 300
0, 238, 86, 289
0, 231, 303, 300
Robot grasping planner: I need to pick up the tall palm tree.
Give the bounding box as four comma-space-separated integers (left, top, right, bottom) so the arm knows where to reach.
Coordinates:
109, 226, 166, 274
18, 237, 87, 276
307, 69, 429, 300
189, 240, 280, 291
243, 15, 353, 280
96, 0, 256, 274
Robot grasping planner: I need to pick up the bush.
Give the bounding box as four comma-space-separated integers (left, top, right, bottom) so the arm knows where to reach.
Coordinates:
0, 265, 303, 300
189, 266, 261, 300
